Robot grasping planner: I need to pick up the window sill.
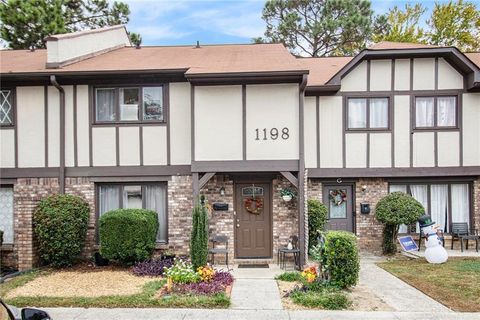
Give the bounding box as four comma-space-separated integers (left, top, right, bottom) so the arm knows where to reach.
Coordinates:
412, 127, 459, 132
1, 244, 14, 251
346, 129, 391, 133
93, 121, 167, 127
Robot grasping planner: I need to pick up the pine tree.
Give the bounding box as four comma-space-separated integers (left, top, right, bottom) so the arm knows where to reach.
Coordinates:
190, 202, 209, 269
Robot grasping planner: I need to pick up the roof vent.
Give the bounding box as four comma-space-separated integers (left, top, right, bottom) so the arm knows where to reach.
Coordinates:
45, 25, 131, 69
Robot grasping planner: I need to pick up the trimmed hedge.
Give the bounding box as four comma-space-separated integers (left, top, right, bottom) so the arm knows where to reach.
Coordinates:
33, 194, 89, 267
323, 231, 359, 289
307, 199, 328, 250
99, 209, 159, 265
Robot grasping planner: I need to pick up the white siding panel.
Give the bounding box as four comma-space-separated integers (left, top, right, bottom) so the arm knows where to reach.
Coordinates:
246, 84, 299, 160
92, 127, 116, 166
413, 132, 435, 167
370, 133, 391, 168
143, 126, 167, 165
304, 97, 317, 168
438, 58, 463, 90
394, 59, 410, 90
370, 60, 391, 91
76, 85, 90, 166
394, 95, 410, 167
413, 58, 435, 90
47, 87, 60, 167
196, 86, 242, 161
64, 86, 74, 167
437, 131, 459, 167
341, 61, 367, 92
119, 127, 140, 166
0, 129, 15, 168
17, 86, 45, 167
169, 82, 191, 165
463, 93, 480, 166
319, 96, 342, 168
346, 133, 367, 168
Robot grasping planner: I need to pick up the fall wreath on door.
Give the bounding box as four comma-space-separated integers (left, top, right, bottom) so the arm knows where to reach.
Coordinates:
244, 197, 263, 215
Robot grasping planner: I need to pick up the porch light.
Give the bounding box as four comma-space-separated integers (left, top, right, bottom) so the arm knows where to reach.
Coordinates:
219, 187, 225, 196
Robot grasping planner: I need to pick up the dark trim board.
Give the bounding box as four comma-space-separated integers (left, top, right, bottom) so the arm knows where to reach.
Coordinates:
307, 166, 480, 178
191, 160, 299, 173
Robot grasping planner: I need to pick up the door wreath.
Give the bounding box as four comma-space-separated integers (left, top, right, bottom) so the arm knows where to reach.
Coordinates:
329, 189, 347, 206
244, 197, 263, 215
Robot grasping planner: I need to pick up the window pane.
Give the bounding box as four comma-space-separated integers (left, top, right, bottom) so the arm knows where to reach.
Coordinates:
437, 96, 456, 127
430, 185, 448, 232
96, 89, 116, 121
410, 185, 428, 233
0, 90, 13, 125
370, 98, 388, 128
451, 184, 469, 227
123, 185, 142, 209
99, 185, 120, 215
328, 189, 347, 219
348, 98, 367, 129
0, 187, 14, 243
145, 185, 167, 242
143, 87, 163, 121
120, 88, 139, 121
415, 97, 434, 127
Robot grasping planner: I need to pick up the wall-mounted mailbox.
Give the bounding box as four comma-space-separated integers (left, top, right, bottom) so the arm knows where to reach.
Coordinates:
360, 203, 370, 214
213, 203, 229, 211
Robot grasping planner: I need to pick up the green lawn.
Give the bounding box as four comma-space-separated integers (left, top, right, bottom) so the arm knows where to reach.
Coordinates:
0, 270, 230, 308
378, 257, 480, 312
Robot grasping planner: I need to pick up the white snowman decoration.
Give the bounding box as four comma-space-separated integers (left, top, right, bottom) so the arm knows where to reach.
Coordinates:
419, 215, 448, 264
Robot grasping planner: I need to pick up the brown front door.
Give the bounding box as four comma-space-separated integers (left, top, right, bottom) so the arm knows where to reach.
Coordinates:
323, 185, 354, 232
235, 183, 272, 258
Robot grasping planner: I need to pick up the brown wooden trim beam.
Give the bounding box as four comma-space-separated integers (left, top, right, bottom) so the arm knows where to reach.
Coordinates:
280, 171, 298, 188
199, 172, 216, 189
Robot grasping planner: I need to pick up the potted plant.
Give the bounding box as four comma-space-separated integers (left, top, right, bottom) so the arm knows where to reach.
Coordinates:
280, 188, 296, 202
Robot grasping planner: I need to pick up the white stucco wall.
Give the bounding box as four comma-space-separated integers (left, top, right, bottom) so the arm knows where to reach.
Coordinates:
345, 133, 367, 168
76, 85, 90, 166
370, 60, 392, 91
413, 132, 435, 167
341, 61, 367, 92
169, 83, 191, 165
394, 95, 410, 167
0, 129, 15, 168
463, 93, 480, 166
394, 59, 410, 90
319, 96, 342, 168
47, 87, 60, 167
304, 97, 317, 168
92, 127, 116, 166
413, 58, 435, 90
438, 58, 463, 90
143, 126, 167, 165
369, 133, 391, 168
64, 86, 75, 167
437, 131, 460, 167
119, 126, 140, 166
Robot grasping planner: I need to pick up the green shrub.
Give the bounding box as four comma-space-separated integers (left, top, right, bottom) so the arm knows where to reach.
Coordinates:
190, 203, 208, 269
99, 209, 158, 265
376, 192, 425, 254
33, 194, 89, 267
290, 289, 351, 310
323, 231, 359, 288
307, 199, 328, 251
275, 272, 303, 282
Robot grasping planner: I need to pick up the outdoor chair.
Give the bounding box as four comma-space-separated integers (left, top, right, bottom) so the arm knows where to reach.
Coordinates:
451, 222, 479, 252
208, 235, 229, 267
418, 227, 444, 251
277, 235, 300, 271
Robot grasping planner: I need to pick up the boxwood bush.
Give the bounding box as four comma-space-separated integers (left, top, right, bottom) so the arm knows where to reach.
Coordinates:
33, 194, 90, 267
323, 231, 359, 288
99, 209, 159, 265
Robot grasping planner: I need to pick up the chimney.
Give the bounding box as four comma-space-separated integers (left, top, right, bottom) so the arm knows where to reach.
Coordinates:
45, 25, 131, 69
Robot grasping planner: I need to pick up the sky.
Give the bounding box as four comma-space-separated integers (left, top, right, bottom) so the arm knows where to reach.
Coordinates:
121, 0, 461, 46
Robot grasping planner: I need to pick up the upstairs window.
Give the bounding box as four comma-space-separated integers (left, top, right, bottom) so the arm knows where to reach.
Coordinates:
415, 96, 456, 129
347, 97, 389, 130
95, 86, 164, 123
0, 90, 14, 126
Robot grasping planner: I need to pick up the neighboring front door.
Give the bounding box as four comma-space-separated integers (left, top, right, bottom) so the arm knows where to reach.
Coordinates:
323, 185, 354, 232
235, 183, 272, 258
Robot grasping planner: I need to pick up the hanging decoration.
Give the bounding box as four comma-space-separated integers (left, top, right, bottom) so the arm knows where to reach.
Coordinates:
244, 197, 263, 215
329, 189, 347, 206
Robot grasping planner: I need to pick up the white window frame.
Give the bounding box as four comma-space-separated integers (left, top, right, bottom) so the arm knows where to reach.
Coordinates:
346, 97, 390, 131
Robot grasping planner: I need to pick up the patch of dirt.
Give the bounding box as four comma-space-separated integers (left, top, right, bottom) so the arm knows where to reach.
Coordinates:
278, 280, 304, 310
7, 270, 158, 298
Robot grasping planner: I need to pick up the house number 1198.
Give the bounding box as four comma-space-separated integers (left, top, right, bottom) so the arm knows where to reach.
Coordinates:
255, 127, 289, 140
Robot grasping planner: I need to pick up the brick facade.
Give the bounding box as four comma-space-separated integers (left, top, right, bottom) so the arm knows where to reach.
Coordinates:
474, 178, 480, 232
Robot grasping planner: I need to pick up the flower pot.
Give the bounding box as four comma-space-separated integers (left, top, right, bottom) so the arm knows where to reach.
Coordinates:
282, 195, 292, 202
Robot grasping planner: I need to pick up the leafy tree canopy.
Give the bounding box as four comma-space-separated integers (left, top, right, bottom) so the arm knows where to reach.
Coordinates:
0, 0, 131, 49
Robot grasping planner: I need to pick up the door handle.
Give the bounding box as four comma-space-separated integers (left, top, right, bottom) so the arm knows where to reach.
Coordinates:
236, 224, 240, 228
236, 219, 240, 223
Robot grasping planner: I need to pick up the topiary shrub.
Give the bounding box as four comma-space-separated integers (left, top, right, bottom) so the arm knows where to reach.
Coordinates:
375, 192, 425, 255
34, 194, 89, 267
99, 209, 158, 265
323, 231, 359, 289
190, 202, 209, 269
307, 199, 328, 250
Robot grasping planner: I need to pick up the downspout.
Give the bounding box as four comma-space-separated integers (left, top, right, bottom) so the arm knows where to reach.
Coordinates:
298, 74, 308, 266
50, 75, 65, 194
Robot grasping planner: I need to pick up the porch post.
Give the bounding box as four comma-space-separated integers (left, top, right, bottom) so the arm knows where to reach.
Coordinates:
298, 74, 308, 267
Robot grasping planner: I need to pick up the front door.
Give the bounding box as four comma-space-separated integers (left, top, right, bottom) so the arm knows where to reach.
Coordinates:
323, 185, 354, 232
235, 183, 272, 258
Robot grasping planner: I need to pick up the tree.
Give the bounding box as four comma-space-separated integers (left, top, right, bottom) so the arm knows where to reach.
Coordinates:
0, 0, 131, 49
256, 0, 375, 57
190, 201, 209, 270
427, 0, 480, 51
372, 3, 426, 44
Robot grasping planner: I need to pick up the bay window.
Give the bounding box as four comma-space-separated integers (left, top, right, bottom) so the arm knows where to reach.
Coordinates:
95, 86, 164, 123
0, 186, 14, 244
415, 96, 457, 129
347, 97, 389, 130
98, 183, 168, 243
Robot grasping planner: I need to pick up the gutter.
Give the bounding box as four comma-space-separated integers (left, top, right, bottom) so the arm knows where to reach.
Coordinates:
50, 75, 65, 194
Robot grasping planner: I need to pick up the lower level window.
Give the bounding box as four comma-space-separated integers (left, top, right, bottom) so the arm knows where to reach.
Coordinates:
389, 182, 470, 234
98, 184, 167, 243
0, 186, 14, 244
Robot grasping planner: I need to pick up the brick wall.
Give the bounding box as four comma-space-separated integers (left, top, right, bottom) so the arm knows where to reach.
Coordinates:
474, 178, 480, 232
